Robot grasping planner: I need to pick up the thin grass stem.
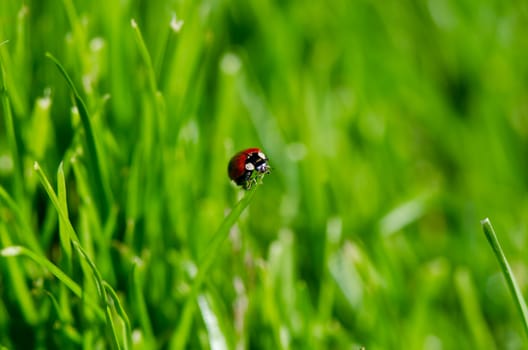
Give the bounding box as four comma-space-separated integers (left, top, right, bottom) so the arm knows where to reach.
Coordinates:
481, 218, 528, 338
170, 187, 258, 349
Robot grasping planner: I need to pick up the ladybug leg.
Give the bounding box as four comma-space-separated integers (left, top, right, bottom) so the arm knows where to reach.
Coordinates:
248, 171, 266, 189
241, 170, 254, 190
243, 181, 252, 190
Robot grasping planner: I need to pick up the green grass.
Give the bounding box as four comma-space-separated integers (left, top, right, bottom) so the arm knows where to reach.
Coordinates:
1, 0, 528, 349
482, 218, 528, 339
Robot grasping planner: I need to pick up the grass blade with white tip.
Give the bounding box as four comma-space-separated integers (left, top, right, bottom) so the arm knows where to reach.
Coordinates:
0, 226, 39, 324
0, 244, 105, 321
481, 218, 528, 338
34, 162, 79, 243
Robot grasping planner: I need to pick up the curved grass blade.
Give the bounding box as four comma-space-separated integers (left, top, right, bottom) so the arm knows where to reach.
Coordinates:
0, 244, 104, 321
170, 187, 258, 350
0, 226, 39, 324
72, 241, 119, 349
34, 162, 79, 244
45, 52, 112, 222
481, 218, 528, 338
57, 162, 73, 267
104, 281, 133, 350
0, 186, 43, 255
43, 290, 81, 344
73, 240, 130, 350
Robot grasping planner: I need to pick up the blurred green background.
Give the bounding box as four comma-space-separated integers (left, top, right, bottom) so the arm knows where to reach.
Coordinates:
1, 0, 528, 349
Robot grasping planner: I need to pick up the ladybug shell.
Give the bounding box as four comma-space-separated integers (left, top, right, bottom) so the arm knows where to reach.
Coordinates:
228, 148, 269, 188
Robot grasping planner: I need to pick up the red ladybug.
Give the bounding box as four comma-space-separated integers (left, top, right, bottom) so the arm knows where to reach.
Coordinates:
228, 148, 271, 189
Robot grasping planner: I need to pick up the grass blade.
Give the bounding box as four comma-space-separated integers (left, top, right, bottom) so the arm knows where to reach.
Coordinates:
130, 18, 167, 139
33, 162, 79, 243
0, 39, 26, 116
481, 218, 528, 338
130, 19, 158, 96
454, 267, 497, 349
0, 226, 39, 324
104, 281, 133, 350
0, 58, 24, 207
0, 186, 42, 255
57, 162, 73, 267
0, 244, 104, 321
61, 0, 87, 62
157, 13, 184, 91
169, 187, 258, 350
130, 259, 154, 345
43, 289, 80, 344
73, 240, 130, 350
45, 53, 112, 222
197, 292, 230, 350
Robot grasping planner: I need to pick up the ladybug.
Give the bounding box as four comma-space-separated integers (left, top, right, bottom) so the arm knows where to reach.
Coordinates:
228, 148, 271, 189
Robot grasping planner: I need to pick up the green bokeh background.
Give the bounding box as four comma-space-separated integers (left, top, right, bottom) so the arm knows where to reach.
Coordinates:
1, 0, 527, 349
